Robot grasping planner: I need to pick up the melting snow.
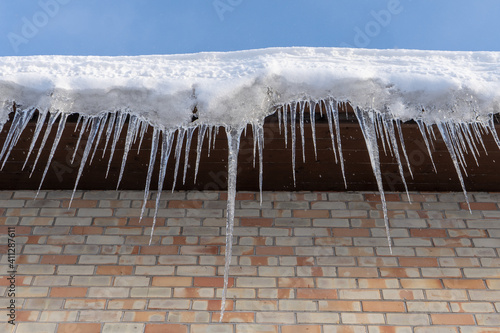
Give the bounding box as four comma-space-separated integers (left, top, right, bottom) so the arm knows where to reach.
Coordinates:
1, 47, 500, 320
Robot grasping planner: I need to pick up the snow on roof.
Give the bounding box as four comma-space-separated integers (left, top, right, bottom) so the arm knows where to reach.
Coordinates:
1, 47, 499, 127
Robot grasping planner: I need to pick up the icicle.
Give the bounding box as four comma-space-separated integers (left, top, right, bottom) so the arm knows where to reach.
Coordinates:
384, 117, 410, 201
70, 114, 105, 205
116, 115, 140, 189
182, 127, 195, 185
487, 115, 500, 150
23, 109, 48, 170
89, 113, 110, 164
171, 128, 186, 191
331, 100, 347, 188
207, 126, 213, 157
324, 99, 338, 163
136, 120, 148, 153
416, 119, 437, 173
30, 111, 61, 177
257, 123, 264, 205
309, 100, 318, 160
252, 123, 257, 168
0, 107, 36, 169
299, 100, 306, 163
219, 125, 244, 322
283, 105, 288, 148
71, 116, 89, 164
194, 125, 207, 183
436, 122, 470, 209
105, 112, 127, 178
37, 113, 68, 197
472, 122, 488, 154
140, 127, 160, 221
354, 107, 392, 253
102, 112, 117, 157
290, 102, 297, 186
395, 119, 413, 179
277, 107, 282, 134
151, 130, 174, 244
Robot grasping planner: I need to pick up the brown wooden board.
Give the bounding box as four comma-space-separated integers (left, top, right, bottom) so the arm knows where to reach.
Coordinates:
1, 110, 500, 192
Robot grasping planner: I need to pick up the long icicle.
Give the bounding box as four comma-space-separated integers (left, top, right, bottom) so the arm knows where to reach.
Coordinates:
354, 108, 392, 253
140, 127, 160, 221
151, 130, 174, 244
23, 109, 49, 170
37, 113, 68, 197
220, 125, 244, 322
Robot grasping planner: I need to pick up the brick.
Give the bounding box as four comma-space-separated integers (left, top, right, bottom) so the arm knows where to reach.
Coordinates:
122, 311, 165, 322
16, 323, 56, 333
399, 257, 438, 267
64, 299, 106, 310
400, 279, 443, 289
431, 314, 475, 325
236, 324, 278, 333
191, 324, 233, 333
57, 323, 101, 333
443, 279, 486, 289
450, 302, 495, 313
282, 326, 322, 333
79, 310, 122, 322
145, 324, 188, 333
338, 267, 378, 278
475, 314, 500, 326
236, 300, 277, 311
386, 313, 429, 325
342, 313, 385, 324
256, 312, 296, 324
319, 301, 361, 311
297, 289, 338, 299
407, 301, 449, 312
167, 311, 210, 323
213, 312, 255, 323
362, 301, 405, 313
102, 323, 145, 333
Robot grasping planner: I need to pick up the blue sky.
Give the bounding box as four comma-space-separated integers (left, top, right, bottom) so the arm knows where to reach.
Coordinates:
1, 0, 499, 56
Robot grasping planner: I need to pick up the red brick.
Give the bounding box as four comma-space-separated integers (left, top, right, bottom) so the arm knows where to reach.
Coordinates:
194, 277, 234, 288
431, 314, 475, 325
366, 193, 401, 201
380, 268, 419, 278
401, 279, 443, 289
411, 229, 447, 237
58, 323, 101, 333
460, 202, 498, 210
72, 226, 103, 235
297, 289, 338, 299
50, 287, 88, 297
443, 279, 486, 289
168, 200, 203, 209
152, 277, 192, 287
240, 218, 273, 227
145, 324, 188, 333
220, 192, 255, 200
399, 257, 439, 267
96, 266, 133, 275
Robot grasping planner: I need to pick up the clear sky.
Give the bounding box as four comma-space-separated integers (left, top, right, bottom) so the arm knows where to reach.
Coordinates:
1, 0, 499, 56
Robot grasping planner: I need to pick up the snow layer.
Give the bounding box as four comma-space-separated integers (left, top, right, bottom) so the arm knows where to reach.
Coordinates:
1, 47, 499, 127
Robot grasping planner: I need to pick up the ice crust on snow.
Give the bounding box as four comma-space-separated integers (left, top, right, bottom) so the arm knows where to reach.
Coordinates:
1, 47, 500, 320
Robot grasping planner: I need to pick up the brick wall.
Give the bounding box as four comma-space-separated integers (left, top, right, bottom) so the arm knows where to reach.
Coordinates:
1, 190, 499, 333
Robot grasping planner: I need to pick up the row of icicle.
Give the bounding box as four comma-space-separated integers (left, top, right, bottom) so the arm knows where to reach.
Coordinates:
1, 98, 499, 320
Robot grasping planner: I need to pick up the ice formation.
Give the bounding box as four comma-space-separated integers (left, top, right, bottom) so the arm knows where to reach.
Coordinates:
1, 47, 500, 319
